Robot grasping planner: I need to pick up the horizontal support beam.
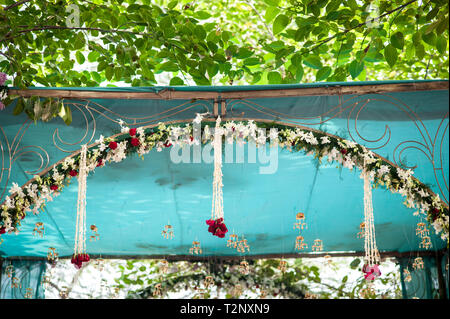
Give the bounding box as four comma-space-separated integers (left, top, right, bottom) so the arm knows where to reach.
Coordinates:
8, 81, 449, 100
2, 249, 446, 262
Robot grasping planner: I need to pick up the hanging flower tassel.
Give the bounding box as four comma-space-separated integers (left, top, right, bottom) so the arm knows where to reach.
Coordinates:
362, 163, 381, 281
71, 144, 90, 269
206, 116, 228, 238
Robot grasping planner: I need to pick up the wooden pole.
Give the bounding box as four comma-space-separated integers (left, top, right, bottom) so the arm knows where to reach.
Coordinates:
7, 81, 449, 100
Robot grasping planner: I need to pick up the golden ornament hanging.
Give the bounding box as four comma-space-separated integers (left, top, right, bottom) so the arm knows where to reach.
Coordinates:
32, 222, 44, 237
237, 235, 250, 253
153, 283, 162, 297
159, 259, 169, 274
295, 235, 307, 251
239, 260, 250, 275
5, 265, 14, 278
357, 222, 365, 239
89, 225, 100, 241
189, 241, 202, 255
293, 212, 307, 230
312, 239, 323, 252
47, 247, 59, 263
403, 268, 412, 282
412, 257, 424, 270
162, 224, 174, 239
278, 260, 288, 273
11, 277, 21, 289
227, 233, 238, 249
24, 288, 33, 299
204, 276, 214, 289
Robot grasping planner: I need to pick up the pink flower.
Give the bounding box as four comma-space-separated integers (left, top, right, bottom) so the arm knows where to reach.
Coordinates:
363, 264, 381, 281
0, 72, 6, 86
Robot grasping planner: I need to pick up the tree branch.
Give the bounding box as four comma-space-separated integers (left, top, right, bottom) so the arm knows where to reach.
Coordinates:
3, 0, 32, 10
304, 0, 419, 55
4, 25, 156, 41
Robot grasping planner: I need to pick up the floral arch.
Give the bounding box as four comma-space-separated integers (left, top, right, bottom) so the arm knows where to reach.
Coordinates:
1, 117, 448, 245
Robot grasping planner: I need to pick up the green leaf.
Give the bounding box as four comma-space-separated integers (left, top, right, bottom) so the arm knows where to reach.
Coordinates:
264, 0, 280, 6
159, 61, 179, 72
303, 56, 322, 69
167, 0, 177, 9
415, 43, 425, 60
105, 66, 114, 81
273, 14, 290, 35
384, 44, 398, 67
243, 57, 260, 66
316, 66, 331, 81
88, 51, 100, 63
267, 71, 282, 84
436, 36, 447, 54
390, 32, 404, 50
63, 105, 72, 125
350, 258, 361, 269
76, 51, 85, 65
348, 60, 364, 79
235, 48, 254, 59
13, 98, 24, 115
265, 6, 280, 23
196, 11, 212, 19
169, 76, 184, 85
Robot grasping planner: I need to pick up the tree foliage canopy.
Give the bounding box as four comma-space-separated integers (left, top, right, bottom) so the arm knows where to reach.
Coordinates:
0, 0, 448, 89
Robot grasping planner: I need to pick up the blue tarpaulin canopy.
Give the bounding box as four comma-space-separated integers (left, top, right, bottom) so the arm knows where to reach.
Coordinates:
0, 80, 448, 260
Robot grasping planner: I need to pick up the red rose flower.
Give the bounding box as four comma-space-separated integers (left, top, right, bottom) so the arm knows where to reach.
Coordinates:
164, 142, 172, 148
340, 149, 348, 155
69, 170, 78, 177
206, 218, 228, 238
130, 137, 140, 147
0, 227, 6, 234
96, 159, 103, 167
129, 128, 137, 136
431, 208, 440, 220
190, 136, 194, 142
50, 184, 58, 191
21, 214, 25, 220
109, 141, 118, 150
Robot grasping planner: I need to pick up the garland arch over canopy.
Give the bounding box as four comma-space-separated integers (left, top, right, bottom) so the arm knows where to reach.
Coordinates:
0, 80, 448, 260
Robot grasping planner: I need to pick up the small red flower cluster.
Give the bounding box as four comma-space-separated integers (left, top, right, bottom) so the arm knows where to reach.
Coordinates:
129, 128, 140, 146
69, 170, 78, 177
206, 218, 228, 238
71, 253, 90, 269
0, 226, 6, 234
50, 184, 59, 191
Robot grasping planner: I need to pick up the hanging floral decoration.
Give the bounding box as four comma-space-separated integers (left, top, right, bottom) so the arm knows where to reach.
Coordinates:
206, 116, 228, 238
1, 118, 448, 245
362, 165, 381, 281
71, 144, 90, 269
